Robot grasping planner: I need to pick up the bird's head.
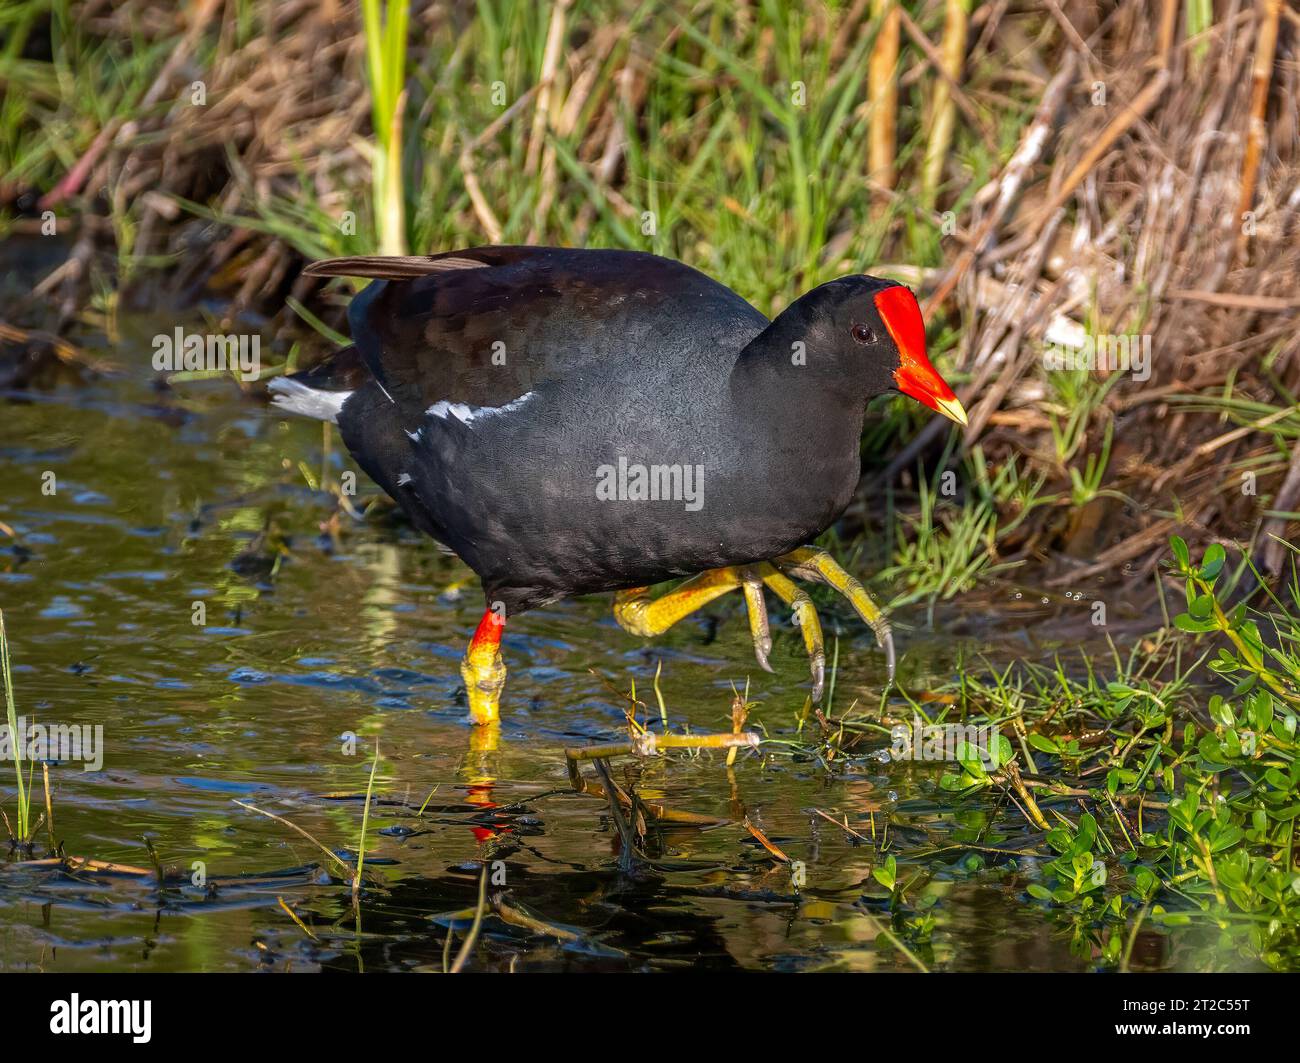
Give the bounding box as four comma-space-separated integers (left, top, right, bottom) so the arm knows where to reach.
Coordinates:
758, 275, 967, 426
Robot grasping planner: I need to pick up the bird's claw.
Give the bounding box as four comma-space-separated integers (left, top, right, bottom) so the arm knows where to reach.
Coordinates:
756, 564, 826, 701
777, 548, 895, 688
877, 624, 896, 686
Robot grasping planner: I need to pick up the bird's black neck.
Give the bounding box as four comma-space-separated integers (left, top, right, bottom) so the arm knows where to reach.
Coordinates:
728, 334, 870, 447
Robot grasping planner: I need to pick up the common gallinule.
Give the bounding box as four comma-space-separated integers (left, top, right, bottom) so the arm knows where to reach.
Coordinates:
270, 246, 965, 724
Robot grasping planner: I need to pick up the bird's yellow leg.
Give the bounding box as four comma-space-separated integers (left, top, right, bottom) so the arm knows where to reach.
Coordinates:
460, 608, 507, 726
612, 568, 742, 637
756, 563, 826, 701
613, 568, 777, 672
775, 547, 895, 683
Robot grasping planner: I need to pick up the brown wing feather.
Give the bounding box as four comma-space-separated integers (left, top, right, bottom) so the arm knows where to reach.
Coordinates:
302, 255, 490, 279
309, 246, 769, 420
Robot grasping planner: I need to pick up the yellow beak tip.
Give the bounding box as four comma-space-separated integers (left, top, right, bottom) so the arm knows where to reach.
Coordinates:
936, 396, 968, 427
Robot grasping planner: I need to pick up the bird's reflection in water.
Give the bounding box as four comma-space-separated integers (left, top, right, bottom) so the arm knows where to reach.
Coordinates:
460, 722, 503, 842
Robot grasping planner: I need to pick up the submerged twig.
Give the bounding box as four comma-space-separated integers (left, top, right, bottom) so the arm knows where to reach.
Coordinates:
449, 865, 489, 973
277, 896, 320, 942
353, 741, 381, 905
564, 731, 760, 761
743, 816, 790, 863
233, 799, 353, 877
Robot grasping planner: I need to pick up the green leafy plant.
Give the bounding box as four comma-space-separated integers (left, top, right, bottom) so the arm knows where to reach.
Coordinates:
1168, 535, 1300, 703
939, 732, 1014, 792
1029, 814, 1116, 909
872, 853, 897, 892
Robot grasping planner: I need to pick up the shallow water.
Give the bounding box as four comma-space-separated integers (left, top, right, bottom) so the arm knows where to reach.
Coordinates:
0, 305, 1241, 973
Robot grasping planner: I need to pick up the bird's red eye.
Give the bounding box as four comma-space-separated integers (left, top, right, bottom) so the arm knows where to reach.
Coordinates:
851, 324, 875, 344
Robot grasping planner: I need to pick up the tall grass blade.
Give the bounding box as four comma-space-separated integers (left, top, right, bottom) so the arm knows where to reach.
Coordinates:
0, 608, 30, 843
360, 0, 410, 255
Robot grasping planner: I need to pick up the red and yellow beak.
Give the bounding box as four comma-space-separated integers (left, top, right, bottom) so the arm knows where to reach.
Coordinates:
874, 285, 967, 427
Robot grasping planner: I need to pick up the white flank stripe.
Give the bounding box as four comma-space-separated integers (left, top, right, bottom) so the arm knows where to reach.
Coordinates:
426, 391, 534, 426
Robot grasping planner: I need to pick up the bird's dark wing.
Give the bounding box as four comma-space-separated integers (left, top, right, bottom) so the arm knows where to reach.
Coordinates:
310, 246, 769, 418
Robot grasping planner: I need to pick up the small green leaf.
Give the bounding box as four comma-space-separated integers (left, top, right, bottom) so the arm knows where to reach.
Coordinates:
1046, 828, 1073, 854
1232, 673, 1258, 696
1200, 543, 1226, 581
872, 854, 897, 891
1209, 826, 1244, 852
955, 740, 990, 780
1251, 691, 1274, 732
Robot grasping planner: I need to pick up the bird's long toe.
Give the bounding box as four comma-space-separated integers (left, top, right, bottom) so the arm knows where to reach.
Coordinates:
758, 564, 826, 701
740, 567, 774, 673
777, 547, 895, 687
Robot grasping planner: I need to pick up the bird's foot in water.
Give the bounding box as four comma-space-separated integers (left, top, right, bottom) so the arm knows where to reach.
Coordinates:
461, 608, 507, 725
772, 547, 896, 683
612, 548, 893, 702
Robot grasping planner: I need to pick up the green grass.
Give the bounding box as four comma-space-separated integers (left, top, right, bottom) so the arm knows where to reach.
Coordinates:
360, 0, 411, 256
0, 608, 33, 846
352, 739, 381, 905
880, 443, 1050, 611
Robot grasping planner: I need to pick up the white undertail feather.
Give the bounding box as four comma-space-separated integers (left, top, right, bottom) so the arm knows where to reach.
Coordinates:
268, 377, 353, 424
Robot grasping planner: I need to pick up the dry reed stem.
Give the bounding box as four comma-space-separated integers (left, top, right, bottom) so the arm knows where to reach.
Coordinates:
920, 0, 971, 206
923, 53, 1076, 314
743, 816, 790, 862
896, 3, 990, 152
868, 0, 900, 214
233, 798, 354, 876
525, 0, 573, 177
1025, 67, 1172, 235
1157, 0, 1179, 62
449, 865, 488, 973
1236, 0, 1283, 261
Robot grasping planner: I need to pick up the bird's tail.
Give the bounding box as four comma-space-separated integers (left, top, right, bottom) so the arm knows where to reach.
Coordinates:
301, 255, 489, 279
267, 345, 367, 424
